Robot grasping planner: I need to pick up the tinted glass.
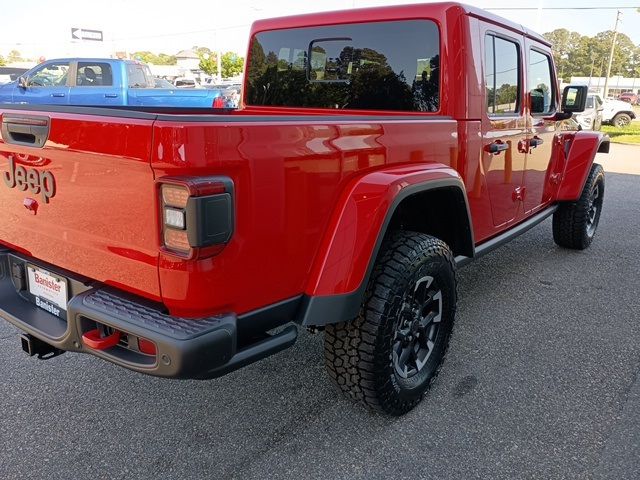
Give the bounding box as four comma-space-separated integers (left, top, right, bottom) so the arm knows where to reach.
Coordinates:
586, 96, 594, 109
77, 62, 113, 86
528, 49, 554, 114
127, 64, 151, 88
246, 20, 440, 112
28, 62, 69, 87
485, 35, 520, 114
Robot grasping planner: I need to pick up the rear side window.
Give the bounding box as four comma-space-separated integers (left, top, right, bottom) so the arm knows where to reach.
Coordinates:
127, 64, 151, 88
528, 49, 555, 114
77, 62, 113, 87
246, 20, 440, 112
485, 35, 520, 115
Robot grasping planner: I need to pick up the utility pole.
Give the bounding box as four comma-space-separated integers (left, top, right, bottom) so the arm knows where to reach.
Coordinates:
602, 10, 622, 99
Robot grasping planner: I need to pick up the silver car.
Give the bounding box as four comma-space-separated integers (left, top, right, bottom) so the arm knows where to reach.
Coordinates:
574, 94, 603, 131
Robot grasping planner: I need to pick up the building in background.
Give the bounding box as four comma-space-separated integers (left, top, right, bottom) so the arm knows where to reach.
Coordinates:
175, 50, 200, 71
571, 76, 640, 99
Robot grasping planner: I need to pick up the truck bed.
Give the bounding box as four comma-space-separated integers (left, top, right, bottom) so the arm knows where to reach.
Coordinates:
0, 104, 460, 318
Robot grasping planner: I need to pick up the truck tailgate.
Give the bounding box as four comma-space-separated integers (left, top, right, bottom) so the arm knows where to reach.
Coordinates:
0, 109, 160, 300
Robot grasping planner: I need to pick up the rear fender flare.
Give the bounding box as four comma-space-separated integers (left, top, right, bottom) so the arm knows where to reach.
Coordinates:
299, 164, 473, 326
557, 131, 609, 202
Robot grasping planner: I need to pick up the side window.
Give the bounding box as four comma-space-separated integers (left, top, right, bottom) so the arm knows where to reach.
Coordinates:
586, 96, 594, 109
528, 49, 555, 114
127, 64, 150, 88
28, 62, 70, 87
77, 62, 113, 87
485, 35, 520, 115
595, 95, 603, 108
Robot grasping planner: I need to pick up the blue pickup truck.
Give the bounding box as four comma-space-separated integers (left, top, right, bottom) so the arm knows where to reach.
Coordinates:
0, 58, 222, 107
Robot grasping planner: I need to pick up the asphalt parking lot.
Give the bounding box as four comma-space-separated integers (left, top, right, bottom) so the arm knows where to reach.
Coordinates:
1, 145, 639, 480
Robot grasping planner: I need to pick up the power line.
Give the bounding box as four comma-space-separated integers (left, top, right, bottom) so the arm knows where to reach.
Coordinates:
110, 23, 250, 42
486, 6, 639, 10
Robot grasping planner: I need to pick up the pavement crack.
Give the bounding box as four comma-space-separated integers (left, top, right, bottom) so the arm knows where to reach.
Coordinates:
594, 355, 640, 475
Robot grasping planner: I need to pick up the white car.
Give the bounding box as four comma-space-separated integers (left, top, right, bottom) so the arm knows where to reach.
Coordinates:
174, 77, 198, 89
602, 98, 636, 127
575, 93, 636, 129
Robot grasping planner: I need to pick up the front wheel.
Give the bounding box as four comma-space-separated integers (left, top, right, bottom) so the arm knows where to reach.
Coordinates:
553, 163, 605, 250
612, 113, 632, 128
324, 231, 457, 416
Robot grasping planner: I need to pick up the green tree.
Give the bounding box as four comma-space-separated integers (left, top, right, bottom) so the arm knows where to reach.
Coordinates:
7, 50, 22, 62
544, 29, 640, 81
132, 51, 176, 65
155, 53, 177, 65
543, 29, 585, 82
198, 52, 218, 75
221, 52, 244, 78
194, 47, 212, 58
593, 31, 638, 76
0, 55, 5, 66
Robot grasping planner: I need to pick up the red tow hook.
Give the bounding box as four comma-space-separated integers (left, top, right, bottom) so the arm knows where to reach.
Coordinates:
82, 329, 121, 350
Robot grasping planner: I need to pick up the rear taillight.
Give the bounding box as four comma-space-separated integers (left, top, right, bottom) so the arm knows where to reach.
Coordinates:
159, 177, 234, 259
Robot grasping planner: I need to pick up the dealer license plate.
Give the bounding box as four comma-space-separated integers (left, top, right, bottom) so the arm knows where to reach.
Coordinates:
27, 265, 68, 319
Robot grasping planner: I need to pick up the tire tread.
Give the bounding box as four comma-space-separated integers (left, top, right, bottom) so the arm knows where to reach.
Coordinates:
324, 231, 456, 415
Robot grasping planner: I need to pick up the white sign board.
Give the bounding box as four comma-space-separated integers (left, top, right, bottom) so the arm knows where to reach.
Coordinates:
71, 28, 103, 42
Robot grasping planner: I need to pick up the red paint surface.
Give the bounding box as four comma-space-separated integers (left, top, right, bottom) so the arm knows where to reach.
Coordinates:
0, 110, 161, 301
0, 3, 603, 318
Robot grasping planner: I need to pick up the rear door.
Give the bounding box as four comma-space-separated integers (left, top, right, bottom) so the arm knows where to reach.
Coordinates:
69, 61, 122, 106
481, 27, 527, 227
523, 43, 558, 214
0, 109, 161, 300
13, 61, 70, 105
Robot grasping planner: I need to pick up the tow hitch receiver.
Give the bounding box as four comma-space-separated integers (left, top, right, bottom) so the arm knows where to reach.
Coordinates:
20, 334, 65, 360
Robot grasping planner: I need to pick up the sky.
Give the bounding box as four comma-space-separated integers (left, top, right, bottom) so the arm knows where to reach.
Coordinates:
1, 0, 640, 60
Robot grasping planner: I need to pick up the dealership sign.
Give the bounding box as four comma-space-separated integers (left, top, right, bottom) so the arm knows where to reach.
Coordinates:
71, 28, 103, 42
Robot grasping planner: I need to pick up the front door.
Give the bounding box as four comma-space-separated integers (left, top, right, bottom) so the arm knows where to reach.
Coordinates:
481, 30, 527, 227
13, 61, 70, 105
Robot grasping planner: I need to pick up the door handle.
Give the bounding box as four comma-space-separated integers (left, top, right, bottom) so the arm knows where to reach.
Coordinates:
0, 115, 50, 148
529, 136, 544, 148
51, 93, 65, 98
485, 141, 510, 154
104, 93, 118, 98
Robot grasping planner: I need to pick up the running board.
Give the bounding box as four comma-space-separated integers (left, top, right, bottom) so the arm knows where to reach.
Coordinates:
455, 205, 558, 267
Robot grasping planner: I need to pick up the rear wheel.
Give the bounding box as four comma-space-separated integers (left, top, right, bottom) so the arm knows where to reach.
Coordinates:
324, 231, 457, 416
553, 163, 605, 250
612, 113, 632, 128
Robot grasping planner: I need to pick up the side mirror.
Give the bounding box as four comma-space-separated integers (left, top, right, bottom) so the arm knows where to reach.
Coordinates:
561, 85, 588, 113
18, 76, 28, 89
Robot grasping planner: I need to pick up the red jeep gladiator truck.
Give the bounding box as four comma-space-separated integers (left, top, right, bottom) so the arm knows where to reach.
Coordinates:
0, 3, 608, 415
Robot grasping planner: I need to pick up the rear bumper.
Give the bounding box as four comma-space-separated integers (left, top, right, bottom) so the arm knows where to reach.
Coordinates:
0, 248, 297, 379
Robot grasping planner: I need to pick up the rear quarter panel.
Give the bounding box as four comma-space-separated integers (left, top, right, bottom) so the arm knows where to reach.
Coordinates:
151, 116, 458, 317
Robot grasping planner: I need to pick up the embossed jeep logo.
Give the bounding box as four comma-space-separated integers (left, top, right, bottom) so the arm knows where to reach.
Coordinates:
2, 156, 56, 204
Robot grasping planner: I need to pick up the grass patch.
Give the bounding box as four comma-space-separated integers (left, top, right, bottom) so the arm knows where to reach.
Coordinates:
602, 125, 640, 144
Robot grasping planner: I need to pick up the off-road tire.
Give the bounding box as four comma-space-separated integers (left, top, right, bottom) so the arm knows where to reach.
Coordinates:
324, 231, 457, 416
612, 113, 632, 128
553, 163, 605, 250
